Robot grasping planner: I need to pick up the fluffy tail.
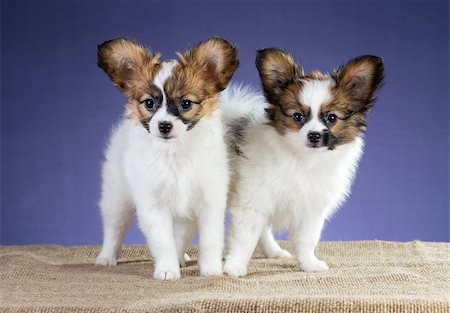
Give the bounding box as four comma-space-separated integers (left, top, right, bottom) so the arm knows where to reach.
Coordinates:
218, 83, 267, 122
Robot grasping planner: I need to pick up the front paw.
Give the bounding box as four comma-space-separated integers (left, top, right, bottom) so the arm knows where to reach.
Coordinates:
95, 255, 117, 267
153, 268, 181, 281
299, 257, 329, 273
223, 259, 248, 277
199, 260, 223, 277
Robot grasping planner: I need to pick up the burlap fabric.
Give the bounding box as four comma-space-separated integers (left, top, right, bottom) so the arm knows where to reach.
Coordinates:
1, 241, 449, 312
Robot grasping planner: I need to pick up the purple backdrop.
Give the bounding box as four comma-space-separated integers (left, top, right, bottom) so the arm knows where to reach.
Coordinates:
1, 0, 449, 245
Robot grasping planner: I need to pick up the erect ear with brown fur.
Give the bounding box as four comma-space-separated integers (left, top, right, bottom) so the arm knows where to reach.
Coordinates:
181, 37, 239, 92
333, 55, 384, 113
97, 37, 158, 93
256, 48, 304, 101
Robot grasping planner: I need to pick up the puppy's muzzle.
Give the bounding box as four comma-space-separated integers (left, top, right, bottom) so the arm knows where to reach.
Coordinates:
308, 130, 330, 148
308, 131, 322, 144
158, 121, 173, 137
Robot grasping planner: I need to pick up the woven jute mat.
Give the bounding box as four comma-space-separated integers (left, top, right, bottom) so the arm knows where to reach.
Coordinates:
1, 241, 449, 312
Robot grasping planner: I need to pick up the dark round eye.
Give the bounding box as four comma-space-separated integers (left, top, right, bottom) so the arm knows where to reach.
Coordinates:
180, 99, 192, 111
293, 112, 304, 123
143, 99, 154, 110
327, 113, 337, 124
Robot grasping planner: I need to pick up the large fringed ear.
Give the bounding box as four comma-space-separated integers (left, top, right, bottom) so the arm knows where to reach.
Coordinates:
255, 48, 303, 101
181, 37, 239, 92
333, 55, 384, 113
97, 37, 158, 93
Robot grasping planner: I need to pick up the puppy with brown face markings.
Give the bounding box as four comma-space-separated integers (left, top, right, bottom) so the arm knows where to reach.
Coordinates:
223, 49, 384, 276
95, 37, 238, 280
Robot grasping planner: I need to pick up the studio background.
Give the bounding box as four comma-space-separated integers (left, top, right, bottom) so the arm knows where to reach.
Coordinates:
1, 0, 449, 245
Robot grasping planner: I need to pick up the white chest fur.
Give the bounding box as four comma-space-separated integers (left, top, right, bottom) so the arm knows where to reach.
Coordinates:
273, 137, 363, 226
97, 110, 230, 280
106, 112, 228, 218
224, 121, 365, 277
234, 124, 364, 228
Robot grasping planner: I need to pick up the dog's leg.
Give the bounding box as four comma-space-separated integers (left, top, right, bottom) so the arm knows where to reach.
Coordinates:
173, 218, 197, 267
290, 213, 329, 272
137, 206, 180, 280
196, 193, 226, 277
258, 226, 292, 258
224, 208, 266, 277
96, 183, 133, 267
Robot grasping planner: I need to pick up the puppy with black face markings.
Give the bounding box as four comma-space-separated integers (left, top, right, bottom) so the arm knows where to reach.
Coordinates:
95, 37, 238, 280
223, 48, 384, 276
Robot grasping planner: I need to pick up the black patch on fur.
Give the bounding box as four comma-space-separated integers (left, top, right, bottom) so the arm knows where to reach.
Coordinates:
327, 132, 338, 150
158, 95, 198, 131
164, 96, 197, 131
166, 101, 180, 117
264, 107, 275, 122
179, 116, 196, 130
228, 117, 250, 157
142, 84, 164, 105
316, 112, 340, 150
294, 109, 312, 126
141, 119, 150, 132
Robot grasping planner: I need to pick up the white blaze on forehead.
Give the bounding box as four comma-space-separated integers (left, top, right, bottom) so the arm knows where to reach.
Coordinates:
153, 60, 177, 107
149, 59, 186, 139
299, 79, 333, 131
299, 79, 333, 116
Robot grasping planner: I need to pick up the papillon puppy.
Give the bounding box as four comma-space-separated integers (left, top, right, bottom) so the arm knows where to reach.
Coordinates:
95, 37, 239, 280
223, 49, 384, 276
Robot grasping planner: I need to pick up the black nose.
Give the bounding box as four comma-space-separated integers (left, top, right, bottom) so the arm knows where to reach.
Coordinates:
308, 131, 322, 143
158, 121, 173, 135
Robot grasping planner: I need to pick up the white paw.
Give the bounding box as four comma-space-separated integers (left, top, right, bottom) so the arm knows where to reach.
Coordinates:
223, 260, 248, 277
199, 263, 223, 277
153, 269, 181, 281
299, 258, 329, 272
200, 266, 223, 276
265, 248, 292, 259
95, 256, 117, 267
184, 253, 191, 262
